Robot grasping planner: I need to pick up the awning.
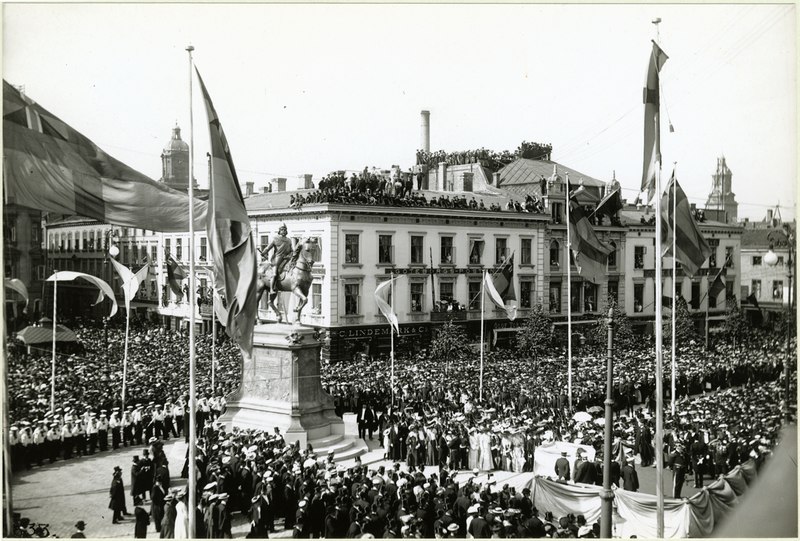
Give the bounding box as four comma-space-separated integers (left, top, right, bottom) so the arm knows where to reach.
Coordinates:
16, 323, 77, 345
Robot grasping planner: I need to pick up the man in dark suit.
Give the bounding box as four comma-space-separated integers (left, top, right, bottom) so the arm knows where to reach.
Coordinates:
555, 451, 570, 481
668, 444, 688, 498
109, 466, 126, 524
133, 497, 149, 538
622, 457, 639, 492
468, 508, 492, 538
357, 402, 375, 440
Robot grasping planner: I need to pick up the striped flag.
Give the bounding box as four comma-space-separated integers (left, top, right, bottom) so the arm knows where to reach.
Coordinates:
374, 277, 399, 334
591, 187, 623, 219
166, 256, 187, 300
197, 69, 257, 355
484, 255, 517, 320
660, 174, 711, 277
708, 266, 726, 302
3, 81, 207, 231
568, 199, 613, 284
641, 41, 668, 202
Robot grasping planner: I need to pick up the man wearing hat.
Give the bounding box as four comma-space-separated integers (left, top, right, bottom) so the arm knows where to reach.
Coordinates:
555, 451, 570, 482
86, 413, 98, 455
110, 408, 122, 450
71, 520, 87, 539
98, 410, 109, 452
133, 496, 150, 538
622, 456, 639, 492
668, 444, 688, 498
109, 466, 127, 524
122, 407, 134, 447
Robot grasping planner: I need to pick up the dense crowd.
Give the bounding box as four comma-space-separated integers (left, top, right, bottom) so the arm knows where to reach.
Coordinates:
290, 170, 545, 214
6, 318, 795, 537
414, 142, 553, 171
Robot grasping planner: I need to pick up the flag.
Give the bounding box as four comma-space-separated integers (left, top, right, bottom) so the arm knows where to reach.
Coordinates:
708, 267, 726, 302
167, 256, 187, 300
196, 69, 257, 355
110, 259, 149, 314
484, 255, 517, 320
591, 187, 623, 219
375, 277, 399, 334
47, 271, 117, 317
568, 199, 613, 284
745, 292, 760, 309
660, 174, 711, 277
4, 278, 29, 310
641, 41, 668, 202
3, 81, 207, 231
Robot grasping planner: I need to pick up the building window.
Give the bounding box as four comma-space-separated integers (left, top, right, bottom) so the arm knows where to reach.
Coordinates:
752, 256, 762, 266
725, 247, 734, 268
411, 236, 424, 264
520, 279, 534, 309
708, 250, 717, 269
378, 235, 393, 264
607, 280, 618, 303
773, 281, 784, 300
345, 234, 359, 264
31, 225, 40, 245
165, 238, 171, 256
726, 280, 734, 301
570, 282, 582, 313
634, 246, 645, 269
312, 283, 322, 314
777, 256, 785, 266
550, 241, 560, 268
344, 283, 360, 315
691, 281, 701, 310
440, 236, 454, 264
469, 240, 484, 265
633, 283, 644, 313
709, 286, 718, 309
583, 282, 597, 312
520, 238, 532, 265
260, 235, 269, 252
468, 281, 481, 310
495, 238, 508, 265
608, 241, 617, 268
751, 280, 761, 299
439, 281, 454, 303
200, 237, 207, 261
549, 282, 561, 313
151, 245, 158, 263
410, 282, 424, 312
176, 239, 183, 260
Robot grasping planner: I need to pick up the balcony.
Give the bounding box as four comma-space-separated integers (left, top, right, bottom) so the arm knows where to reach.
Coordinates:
431, 310, 467, 321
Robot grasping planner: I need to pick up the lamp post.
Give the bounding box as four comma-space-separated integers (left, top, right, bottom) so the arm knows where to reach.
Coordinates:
764, 226, 794, 422
600, 306, 615, 538
104, 228, 120, 347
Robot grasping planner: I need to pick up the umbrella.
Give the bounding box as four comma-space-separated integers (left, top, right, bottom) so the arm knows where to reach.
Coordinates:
594, 418, 606, 426
587, 406, 603, 413
572, 411, 592, 423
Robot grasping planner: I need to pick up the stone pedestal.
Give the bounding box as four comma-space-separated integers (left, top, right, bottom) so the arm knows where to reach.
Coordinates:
217, 324, 344, 449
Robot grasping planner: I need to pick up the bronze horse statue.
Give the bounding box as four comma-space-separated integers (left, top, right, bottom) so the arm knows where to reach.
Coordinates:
256, 237, 316, 324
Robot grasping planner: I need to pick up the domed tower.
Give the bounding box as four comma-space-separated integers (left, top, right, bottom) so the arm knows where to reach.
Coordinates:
160, 124, 194, 191
705, 156, 738, 223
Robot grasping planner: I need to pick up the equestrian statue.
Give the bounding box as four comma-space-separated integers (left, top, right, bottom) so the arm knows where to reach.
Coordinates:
256, 223, 316, 324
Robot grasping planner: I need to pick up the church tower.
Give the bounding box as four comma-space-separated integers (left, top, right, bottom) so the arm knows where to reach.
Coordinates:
705, 156, 738, 223
160, 124, 195, 191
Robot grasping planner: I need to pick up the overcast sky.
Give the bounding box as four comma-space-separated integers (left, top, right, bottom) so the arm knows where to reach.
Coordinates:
3, 3, 796, 220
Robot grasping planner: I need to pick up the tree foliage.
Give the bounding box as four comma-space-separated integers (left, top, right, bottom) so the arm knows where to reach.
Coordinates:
592, 299, 636, 351
721, 301, 749, 346
429, 320, 469, 365
516, 304, 554, 360
663, 296, 698, 347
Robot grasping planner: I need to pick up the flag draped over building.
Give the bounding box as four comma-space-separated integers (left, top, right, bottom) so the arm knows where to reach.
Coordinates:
196, 68, 257, 356
641, 41, 668, 202
110, 259, 149, 314
660, 174, 711, 277
375, 277, 399, 334
484, 255, 517, 320
2, 81, 207, 231
167, 256, 187, 300
568, 200, 613, 284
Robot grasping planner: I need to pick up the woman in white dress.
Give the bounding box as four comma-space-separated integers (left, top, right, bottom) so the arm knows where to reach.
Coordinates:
478, 428, 493, 471
173, 491, 189, 539
468, 427, 480, 470
512, 433, 526, 473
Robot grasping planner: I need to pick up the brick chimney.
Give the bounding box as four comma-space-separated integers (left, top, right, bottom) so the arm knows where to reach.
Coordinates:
273, 178, 287, 192
245, 181, 254, 196
420, 110, 430, 153
302, 174, 313, 190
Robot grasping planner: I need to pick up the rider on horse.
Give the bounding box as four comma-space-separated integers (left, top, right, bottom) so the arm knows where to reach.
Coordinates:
261, 223, 301, 293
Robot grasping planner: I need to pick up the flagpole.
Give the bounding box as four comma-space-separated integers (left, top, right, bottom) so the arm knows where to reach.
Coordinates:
186, 44, 197, 538
390, 274, 395, 408
479, 269, 485, 403
653, 113, 665, 538
565, 174, 573, 411
211, 274, 216, 393
671, 173, 677, 415
50, 272, 58, 413
122, 300, 130, 412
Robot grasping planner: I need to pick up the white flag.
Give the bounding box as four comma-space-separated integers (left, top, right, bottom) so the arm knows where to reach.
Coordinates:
375, 277, 399, 334
47, 271, 118, 318
4, 278, 29, 310
110, 258, 149, 314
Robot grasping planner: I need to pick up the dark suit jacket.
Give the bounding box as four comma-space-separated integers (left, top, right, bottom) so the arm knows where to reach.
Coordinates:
555, 457, 571, 480
134, 505, 150, 538
622, 464, 639, 492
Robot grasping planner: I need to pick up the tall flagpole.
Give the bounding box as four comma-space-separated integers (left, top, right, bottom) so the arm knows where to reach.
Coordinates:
186, 44, 197, 538
211, 275, 216, 393
565, 173, 573, 410
671, 170, 677, 415
654, 117, 666, 540
122, 300, 130, 412
479, 270, 485, 402
390, 274, 395, 408
50, 272, 58, 413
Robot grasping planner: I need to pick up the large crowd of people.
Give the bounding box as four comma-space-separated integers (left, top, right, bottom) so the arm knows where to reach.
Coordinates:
414, 142, 554, 171
6, 318, 795, 537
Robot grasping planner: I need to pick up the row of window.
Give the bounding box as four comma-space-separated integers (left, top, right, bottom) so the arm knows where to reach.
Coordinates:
343, 234, 535, 266
630, 244, 736, 270
750, 280, 785, 300
549, 240, 618, 268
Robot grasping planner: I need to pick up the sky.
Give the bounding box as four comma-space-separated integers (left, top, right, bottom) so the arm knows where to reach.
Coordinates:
3, 3, 796, 220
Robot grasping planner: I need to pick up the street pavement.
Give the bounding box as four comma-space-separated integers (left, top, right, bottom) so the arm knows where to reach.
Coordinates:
10, 416, 705, 539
